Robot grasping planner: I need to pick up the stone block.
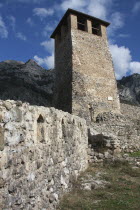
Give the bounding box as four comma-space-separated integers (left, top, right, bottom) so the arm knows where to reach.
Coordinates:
11, 107, 22, 122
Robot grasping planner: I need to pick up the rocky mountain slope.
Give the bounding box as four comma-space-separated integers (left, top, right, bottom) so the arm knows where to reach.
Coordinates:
117, 74, 140, 105
0, 59, 140, 106
0, 59, 54, 106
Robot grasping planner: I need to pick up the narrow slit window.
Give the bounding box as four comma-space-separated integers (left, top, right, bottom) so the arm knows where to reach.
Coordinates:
92, 22, 102, 36
77, 16, 87, 32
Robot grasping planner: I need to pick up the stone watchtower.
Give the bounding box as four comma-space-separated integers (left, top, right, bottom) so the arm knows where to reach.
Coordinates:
51, 9, 120, 122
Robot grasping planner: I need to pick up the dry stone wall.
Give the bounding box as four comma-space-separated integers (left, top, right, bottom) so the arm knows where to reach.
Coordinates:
120, 103, 140, 120
88, 104, 140, 163
94, 112, 140, 152
88, 121, 140, 163
0, 100, 88, 210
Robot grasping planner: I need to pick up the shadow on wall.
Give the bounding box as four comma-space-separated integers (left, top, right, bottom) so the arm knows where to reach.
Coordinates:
88, 128, 119, 155
88, 130, 107, 153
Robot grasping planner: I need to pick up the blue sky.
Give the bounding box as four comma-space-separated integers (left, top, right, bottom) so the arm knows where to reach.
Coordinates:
0, 0, 140, 79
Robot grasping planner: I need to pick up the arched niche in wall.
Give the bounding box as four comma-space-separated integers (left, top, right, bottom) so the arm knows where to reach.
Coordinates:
37, 114, 44, 123
37, 114, 45, 143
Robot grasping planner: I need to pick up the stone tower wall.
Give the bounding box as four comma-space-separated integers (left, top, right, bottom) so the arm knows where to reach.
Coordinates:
71, 14, 120, 122
54, 16, 73, 113
53, 13, 120, 123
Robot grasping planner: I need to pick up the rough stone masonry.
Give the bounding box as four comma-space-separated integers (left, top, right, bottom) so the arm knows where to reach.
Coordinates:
1, 100, 140, 209
0, 100, 88, 209
52, 9, 120, 123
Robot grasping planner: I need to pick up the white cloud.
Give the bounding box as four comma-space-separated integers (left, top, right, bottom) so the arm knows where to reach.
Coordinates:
118, 34, 130, 38
34, 39, 54, 69
42, 24, 54, 37
0, 16, 8, 38
8, 15, 16, 30
110, 44, 132, 79
111, 12, 124, 28
27, 17, 34, 26
33, 8, 54, 19
108, 12, 124, 37
60, 0, 124, 36
34, 54, 54, 69
60, 0, 112, 20
130, 62, 140, 74
87, 0, 112, 20
16, 32, 27, 41
132, 2, 140, 13
40, 39, 54, 53
61, 0, 87, 11
110, 44, 140, 79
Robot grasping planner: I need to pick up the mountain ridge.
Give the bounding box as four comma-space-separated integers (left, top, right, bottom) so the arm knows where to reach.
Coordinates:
0, 59, 140, 106
0, 59, 54, 106
117, 73, 140, 105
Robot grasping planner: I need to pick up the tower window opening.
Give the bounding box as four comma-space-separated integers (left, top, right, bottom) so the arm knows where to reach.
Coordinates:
77, 16, 87, 32
92, 22, 101, 36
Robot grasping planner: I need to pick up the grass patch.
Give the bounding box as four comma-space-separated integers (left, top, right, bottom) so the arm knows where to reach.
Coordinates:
129, 151, 140, 157
104, 159, 140, 177
58, 160, 140, 210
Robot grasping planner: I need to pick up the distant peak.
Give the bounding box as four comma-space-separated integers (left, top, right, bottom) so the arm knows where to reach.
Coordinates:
25, 59, 38, 65
132, 73, 140, 77
24, 59, 46, 71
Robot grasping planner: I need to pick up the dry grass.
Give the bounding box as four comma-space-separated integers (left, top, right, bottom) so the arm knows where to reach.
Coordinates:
58, 160, 140, 210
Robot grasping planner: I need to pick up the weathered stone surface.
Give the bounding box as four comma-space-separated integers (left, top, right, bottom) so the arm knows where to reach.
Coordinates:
53, 11, 120, 123
71, 27, 120, 122
88, 126, 121, 162
0, 100, 88, 210
89, 109, 140, 156
120, 103, 140, 120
